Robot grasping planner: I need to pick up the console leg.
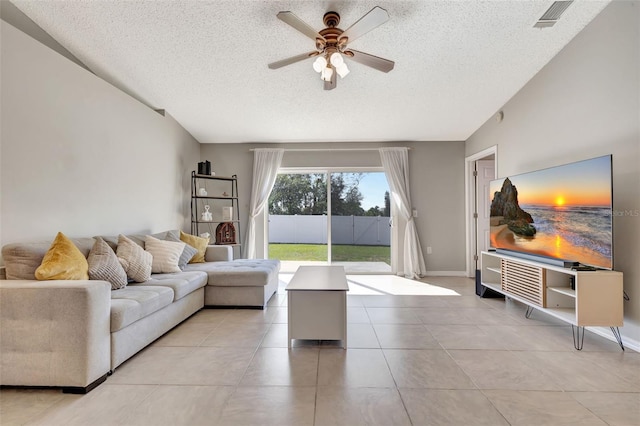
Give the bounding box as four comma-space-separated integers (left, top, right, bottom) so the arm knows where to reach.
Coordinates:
610, 327, 625, 351
571, 325, 585, 350
525, 306, 534, 319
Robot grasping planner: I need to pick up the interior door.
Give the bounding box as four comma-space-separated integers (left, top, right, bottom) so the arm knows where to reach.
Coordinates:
475, 160, 495, 269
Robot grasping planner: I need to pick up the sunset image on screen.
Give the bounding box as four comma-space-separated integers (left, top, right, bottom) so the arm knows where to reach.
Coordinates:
489, 155, 613, 270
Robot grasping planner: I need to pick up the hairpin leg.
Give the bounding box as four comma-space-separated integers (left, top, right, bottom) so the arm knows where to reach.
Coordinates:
610, 327, 624, 351
572, 325, 584, 350
525, 306, 534, 319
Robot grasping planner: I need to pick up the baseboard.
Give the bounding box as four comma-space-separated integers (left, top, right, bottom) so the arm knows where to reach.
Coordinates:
588, 326, 640, 352
421, 271, 469, 277
204, 305, 264, 310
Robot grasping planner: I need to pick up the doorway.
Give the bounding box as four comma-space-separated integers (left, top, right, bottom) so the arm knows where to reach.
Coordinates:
465, 146, 497, 277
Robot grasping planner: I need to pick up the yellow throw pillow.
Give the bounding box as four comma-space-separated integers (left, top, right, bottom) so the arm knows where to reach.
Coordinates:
35, 232, 89, 280
179, 231, 208, 263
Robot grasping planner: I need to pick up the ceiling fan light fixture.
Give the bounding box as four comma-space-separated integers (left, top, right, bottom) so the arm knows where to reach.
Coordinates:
336, 63, 350, 78
330, 52, 344, 67
321, 66, 334, 81
312, 56, 327, 73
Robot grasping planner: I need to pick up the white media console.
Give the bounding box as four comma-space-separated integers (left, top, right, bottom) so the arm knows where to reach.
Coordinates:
480, 250, 624, 350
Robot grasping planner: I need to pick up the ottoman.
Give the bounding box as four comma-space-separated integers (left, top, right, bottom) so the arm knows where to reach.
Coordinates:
185, 259, 280, 308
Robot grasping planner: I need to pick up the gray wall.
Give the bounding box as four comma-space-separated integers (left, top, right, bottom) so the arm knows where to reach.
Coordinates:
201, 141, 467, 274
0, 21, 201, 254
466, 1, 640, 345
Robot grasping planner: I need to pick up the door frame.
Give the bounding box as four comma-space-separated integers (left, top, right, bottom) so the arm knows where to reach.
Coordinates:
464, 146, 498, 277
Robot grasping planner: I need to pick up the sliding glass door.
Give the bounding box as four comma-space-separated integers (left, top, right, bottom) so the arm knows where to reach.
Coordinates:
268, 170, 391, 274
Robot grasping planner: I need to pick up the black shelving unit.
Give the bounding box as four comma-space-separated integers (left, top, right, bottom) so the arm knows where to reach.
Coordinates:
190, 171, 242, 258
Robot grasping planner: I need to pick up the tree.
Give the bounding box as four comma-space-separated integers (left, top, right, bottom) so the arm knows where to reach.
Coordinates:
365, 206, 383, 216
269, 174, 326, 215
383, 191, 391, 217
343, 186, 365, 216
269, 172, 369, 216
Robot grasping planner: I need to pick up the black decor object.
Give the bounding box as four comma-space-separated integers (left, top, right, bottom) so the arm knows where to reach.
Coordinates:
197, 161, 212, 175
197, 162, 207, 175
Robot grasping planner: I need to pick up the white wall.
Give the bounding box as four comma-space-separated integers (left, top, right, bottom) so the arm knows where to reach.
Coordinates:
466, 1, 640, 346
201, 141, 466, 274
0, 21, 201, 254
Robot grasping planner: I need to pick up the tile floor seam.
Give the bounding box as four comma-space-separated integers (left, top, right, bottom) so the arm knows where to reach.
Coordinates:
439, 347, 485, 392
232, 322, 272, 388
567, 392, 613, 425
474, 388, 515, 426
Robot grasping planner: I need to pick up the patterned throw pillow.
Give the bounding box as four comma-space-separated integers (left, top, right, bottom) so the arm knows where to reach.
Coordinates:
116, 234, 152, 282
35, 232, 89, 280
144, 235, 184, 274
179, 231, 208, 264
88, 237, 128, 289
165, 233, 198, 269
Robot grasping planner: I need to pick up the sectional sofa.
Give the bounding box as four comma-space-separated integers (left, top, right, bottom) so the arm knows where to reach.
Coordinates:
0, 230, 280, 393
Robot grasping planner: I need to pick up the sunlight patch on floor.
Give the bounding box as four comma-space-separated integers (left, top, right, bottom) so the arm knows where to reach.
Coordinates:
278, 273, 461, 296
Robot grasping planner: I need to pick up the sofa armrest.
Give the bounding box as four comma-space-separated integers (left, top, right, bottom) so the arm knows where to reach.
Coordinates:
205, 245, 233, 262
0, 280, 111, 389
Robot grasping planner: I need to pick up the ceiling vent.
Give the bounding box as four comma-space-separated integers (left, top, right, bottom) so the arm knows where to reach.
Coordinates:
534, 1, 574, 28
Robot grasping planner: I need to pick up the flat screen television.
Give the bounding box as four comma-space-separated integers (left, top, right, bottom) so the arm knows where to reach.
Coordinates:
489, 155, 613, 270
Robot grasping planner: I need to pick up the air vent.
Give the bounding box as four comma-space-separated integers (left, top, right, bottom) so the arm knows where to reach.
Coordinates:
534, 1, 573, 28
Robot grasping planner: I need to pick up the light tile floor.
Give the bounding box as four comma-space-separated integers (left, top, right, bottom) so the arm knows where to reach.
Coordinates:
1, 275, 638, 425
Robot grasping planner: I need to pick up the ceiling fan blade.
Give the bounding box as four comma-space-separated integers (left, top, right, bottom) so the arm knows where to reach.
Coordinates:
345, 49, 394, 73
324, 68, 337, 90
339, 6, 389, 44
268, 51, 318, 69
277, 11, 325, 42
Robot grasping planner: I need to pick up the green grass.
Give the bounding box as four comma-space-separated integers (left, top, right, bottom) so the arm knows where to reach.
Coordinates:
268, 244, 390, 264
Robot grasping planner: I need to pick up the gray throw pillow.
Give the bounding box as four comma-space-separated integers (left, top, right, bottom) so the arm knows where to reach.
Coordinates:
88, 237, 128, 290
165, 233, 198, 269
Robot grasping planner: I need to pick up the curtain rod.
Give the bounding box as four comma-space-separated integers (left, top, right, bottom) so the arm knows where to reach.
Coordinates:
249, 147, 411, 152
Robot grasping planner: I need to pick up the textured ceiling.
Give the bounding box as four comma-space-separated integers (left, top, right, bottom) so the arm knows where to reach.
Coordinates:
12, 0, 610, 144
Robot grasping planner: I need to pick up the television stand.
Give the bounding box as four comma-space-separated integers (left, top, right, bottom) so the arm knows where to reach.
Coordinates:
480, 251, 624, 350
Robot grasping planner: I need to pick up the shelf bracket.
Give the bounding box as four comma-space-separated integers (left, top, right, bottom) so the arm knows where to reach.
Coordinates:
571, 325, 585, 350
610, 327, 625, 351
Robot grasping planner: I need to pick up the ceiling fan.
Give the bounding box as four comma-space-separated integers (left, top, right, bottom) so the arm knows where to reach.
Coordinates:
268, 6, 395, 90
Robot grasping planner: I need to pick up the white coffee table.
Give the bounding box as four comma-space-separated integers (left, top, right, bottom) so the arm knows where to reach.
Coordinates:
286, 265, 349, 349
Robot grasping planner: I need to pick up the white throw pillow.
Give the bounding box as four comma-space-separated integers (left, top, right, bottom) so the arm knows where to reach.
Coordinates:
145, 235, 185, 274
116, 234, 152, 282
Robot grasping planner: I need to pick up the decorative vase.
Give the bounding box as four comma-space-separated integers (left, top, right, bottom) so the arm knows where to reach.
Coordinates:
201, 205, 213, 222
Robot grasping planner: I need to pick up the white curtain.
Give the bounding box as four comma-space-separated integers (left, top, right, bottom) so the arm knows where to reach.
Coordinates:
244, 148, 284, 259
379, 147, 427, 278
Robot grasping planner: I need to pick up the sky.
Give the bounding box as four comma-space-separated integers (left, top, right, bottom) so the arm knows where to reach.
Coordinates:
357, 172, 389, 210
489, 155, 612, 207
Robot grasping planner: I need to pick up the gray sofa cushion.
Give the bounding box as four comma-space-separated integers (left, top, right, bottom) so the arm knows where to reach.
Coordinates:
110, 286, 174, 332
184, 259, 280, 287
2, 237, 95, 280
133, 271, 208, 301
